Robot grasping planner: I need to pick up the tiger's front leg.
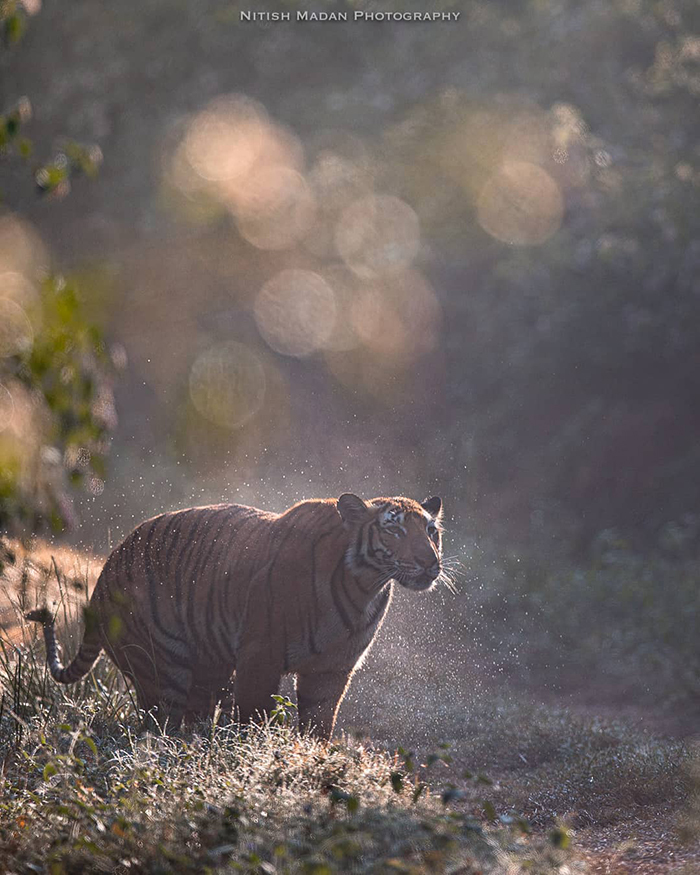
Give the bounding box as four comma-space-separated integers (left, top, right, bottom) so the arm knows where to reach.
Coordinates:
296, 669, 354, 740
233, 654, 283, 726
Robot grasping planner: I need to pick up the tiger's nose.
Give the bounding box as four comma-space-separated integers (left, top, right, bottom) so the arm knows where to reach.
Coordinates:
419, 559, 440, 576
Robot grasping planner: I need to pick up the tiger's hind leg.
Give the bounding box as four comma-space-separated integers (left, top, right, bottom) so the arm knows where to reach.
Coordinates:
108, 637, 193, 733
184, 664, 236, 726
136, 669, 193, 734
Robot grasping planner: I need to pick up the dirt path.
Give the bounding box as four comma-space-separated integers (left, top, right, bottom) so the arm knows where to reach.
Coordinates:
0, 539, 101, 645
573, 816, 699, 873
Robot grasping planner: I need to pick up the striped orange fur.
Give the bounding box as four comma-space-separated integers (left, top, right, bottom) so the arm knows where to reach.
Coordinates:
26, 493, 444, 737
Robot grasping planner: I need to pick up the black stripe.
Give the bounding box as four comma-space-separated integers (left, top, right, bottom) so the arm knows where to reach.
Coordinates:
337, 561, 364, 616
160, 674, 190, 699
215, 511, 260, 650
185, 510, 231, 653
365, 588, 391, 630
201, 511, 242, 648
163, 508, 198, 568
216, 510, 256, 611
158, 513, 183, 574
255, 522, 301, 643
149, 513, 184, 636
354, 526, 366, 563
309, 527, 339, 635
329, 555, 354, 632
173, 511, 214, 620
143, 519, 189, 647
299, 590, 321, 656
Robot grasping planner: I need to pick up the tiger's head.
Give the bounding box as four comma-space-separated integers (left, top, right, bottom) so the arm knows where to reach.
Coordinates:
337, 493, 444, 591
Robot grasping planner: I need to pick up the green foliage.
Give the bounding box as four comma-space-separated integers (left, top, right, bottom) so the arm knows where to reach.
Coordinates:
0, 5, 103, 202
0, 0, 112, 535
490, 540, 700, 708
549, 826, 570, 850
0, 275, 116, 534
0, 702, 534, 874
0, 1, 26, 46
270, 693, 297, 726
1, 545, 693, 871
34, 142, 103, 199
0, 97, 31, 158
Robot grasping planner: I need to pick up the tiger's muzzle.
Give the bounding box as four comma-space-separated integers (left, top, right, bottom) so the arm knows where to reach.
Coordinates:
399, 562, 441, 592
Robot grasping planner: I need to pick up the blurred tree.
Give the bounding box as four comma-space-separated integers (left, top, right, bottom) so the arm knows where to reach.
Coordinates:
0, 3, 102, 202
2, 0, 699, 552
0, 2, 115, 536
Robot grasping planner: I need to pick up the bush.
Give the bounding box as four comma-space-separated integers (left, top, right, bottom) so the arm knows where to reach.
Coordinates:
0, 273, 117, 535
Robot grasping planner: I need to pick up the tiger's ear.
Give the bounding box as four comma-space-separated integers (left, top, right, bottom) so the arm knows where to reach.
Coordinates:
337, 493, 369, 527
421, 496, 443, 519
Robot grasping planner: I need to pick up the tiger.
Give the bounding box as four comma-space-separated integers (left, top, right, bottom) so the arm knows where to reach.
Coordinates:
26, 493, 444, 738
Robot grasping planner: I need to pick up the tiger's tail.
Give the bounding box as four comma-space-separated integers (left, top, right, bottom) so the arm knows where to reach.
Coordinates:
25, 607, 103, 685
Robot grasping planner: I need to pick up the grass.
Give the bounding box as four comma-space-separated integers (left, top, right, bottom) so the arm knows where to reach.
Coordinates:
473, 537, 700, 714
0, 537, 695, 872
0, 706, 512, 874
0, 686, 579, 874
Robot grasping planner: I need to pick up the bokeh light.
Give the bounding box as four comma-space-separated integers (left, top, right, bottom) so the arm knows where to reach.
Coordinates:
169, 93, 314, 251
477, 161, 564, 246
335, 194, 420, 278
20, 0, 42, 14
0, 299, 33, 358
0, 271, 37, 303
254, 270, 337, 358
189, 342, 266, 430
183, 95, 269, 184
326, 269, 442, 401
308, 150, 372, 212
350, 270, 442, 365
316, 267, 361, 353
302, 132, 375, 259
0, 385, 15, 433
0, 215, 48, 279
234, 167, 316, 251
501, 109, 552, 166
0, 271, 41, 331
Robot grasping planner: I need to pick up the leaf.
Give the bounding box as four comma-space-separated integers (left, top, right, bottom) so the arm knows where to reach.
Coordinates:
441, 785, 465, 805
483, 800, 497, 822
81, 736, 98, 756
18, 137, 32, 159
412, 782, 427, 803
390, 771, 404, 793
550, 826, 570, 849
398, 746, 414, 772
43, 762, 57, 780
4, 13, 25, 46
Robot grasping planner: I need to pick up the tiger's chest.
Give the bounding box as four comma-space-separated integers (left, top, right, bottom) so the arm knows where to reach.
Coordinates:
284, 587, 392, 674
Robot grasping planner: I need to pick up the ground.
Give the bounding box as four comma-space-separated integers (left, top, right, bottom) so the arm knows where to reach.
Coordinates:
0, 538, 698, 872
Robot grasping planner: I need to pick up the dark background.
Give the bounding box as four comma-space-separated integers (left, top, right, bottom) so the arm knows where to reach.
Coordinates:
4, 0, 700, 556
